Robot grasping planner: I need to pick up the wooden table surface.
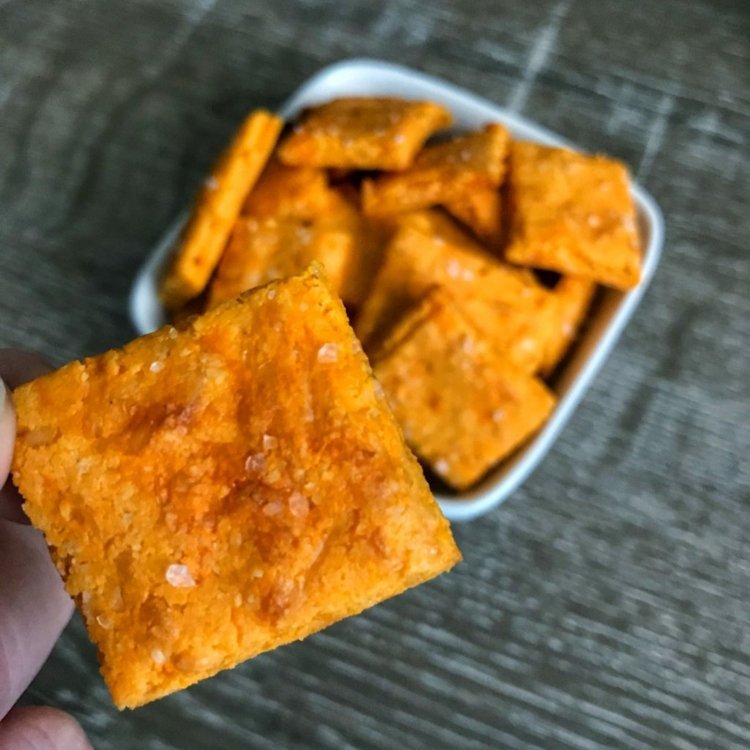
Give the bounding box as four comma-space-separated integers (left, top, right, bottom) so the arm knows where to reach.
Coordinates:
2, 1, 749, 748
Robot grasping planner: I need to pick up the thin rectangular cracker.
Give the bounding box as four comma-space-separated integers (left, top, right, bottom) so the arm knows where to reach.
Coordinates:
12, 265, 460, 709
372, 289, 555, 490
278, 97, 452, 171
160, 111, 283, 310
505, 142, 641, 290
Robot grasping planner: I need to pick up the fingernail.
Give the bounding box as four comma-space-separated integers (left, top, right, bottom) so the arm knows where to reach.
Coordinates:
0, 377, 6, 415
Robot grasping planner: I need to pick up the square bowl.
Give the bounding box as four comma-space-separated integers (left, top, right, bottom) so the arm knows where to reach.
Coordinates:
129, 58, 664, 522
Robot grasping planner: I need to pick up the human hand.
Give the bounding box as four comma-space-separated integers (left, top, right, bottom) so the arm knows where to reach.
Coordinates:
0, 349, 92, 749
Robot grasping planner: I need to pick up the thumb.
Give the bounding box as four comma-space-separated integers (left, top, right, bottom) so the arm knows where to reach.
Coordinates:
0, 351, 52, 523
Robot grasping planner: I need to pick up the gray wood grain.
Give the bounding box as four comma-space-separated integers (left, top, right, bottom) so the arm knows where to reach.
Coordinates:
1, 0, 749, 748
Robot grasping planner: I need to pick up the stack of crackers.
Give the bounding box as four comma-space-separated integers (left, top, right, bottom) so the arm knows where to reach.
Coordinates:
162, 97, 642, 493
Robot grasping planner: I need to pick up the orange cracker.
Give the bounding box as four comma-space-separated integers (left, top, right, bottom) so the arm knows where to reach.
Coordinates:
372, 289, 555, 490
539, 276, 597, 377
12, 265, 460, 709
209, 189, 370, 308
443, 185, 503, 248
278, 97, 452, 170
355, 210, 553, 371
242, 160, 331, 219
362, 123, 510, 216
160, 111, 283, 309
505, 142, 641, 290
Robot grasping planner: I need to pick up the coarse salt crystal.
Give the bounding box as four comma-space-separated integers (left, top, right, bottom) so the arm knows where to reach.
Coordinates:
492, 409, 505, 423
520, 338, 536, 352
263, 433, 277, 451
263, 500, 283, 517
204, 176, 219, 190
562, 322, 574, 336
435, 459, 450, 476
149, 360, 164, 373
392, 133, 405, 144
462, 268, 475, 281
461, 336, 474, 354
96, 614, 113, 629
151, 648, 166, 665
168, 326, 178, 339
245, 453, 265, 472
446, 260, 461, 278
267, 288, 276, 300
288, 491, 309, 518
166, 564, 196, 588
317, 343, 338, 363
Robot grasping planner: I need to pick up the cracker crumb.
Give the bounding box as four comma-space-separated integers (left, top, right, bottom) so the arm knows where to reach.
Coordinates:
166, 564, 196, 588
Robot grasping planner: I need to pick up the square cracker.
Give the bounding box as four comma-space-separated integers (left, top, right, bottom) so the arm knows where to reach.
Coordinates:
278, 97, 452, 171
208, 190, 372, 308
160, 110, 283, 310
372, 289, 555, 490
539, 276, 596, 377
505, 142, 641, 290
355, 211, 554, 372
12, 266, 460, 709
242, 160, 331, 220
362, 124, 509, 216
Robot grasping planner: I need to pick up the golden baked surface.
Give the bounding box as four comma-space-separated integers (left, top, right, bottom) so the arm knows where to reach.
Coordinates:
372, 289, 555, 490
12, 266, 460, 709
278, 97, 452, 170
505, 142, 641, 290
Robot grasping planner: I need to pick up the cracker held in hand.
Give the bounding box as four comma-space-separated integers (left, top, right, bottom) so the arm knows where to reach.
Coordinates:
278, 97, 452, 170
12, 266, 460, 709
505, 142, 641, 290
372, 289, 555, 490
362, 123, 509, 216
160, 110, 283, 310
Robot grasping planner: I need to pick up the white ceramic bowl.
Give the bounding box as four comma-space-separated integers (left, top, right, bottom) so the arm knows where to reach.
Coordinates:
129, 58, 664, 522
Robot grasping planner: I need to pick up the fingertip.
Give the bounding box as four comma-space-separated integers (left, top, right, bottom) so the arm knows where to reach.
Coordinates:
0, 705, 93, 750
0, 377, 15, 489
